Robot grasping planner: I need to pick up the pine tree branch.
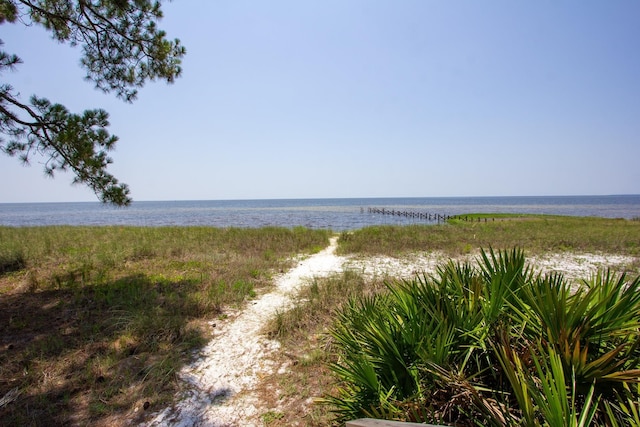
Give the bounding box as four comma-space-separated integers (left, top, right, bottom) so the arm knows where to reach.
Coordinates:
0, 1, 184, 205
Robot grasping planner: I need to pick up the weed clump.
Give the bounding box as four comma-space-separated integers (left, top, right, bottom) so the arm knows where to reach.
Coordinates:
0, 250, 26, 275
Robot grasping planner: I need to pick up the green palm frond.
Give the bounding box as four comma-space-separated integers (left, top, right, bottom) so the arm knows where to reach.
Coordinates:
328, 247, 640, 425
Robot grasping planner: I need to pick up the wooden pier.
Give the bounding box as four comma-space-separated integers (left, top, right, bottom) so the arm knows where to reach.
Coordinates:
366, 207, 495, 223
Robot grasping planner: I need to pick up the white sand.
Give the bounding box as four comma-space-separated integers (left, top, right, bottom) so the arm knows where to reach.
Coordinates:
144, 239, 636, 426
145, 236, 345, 427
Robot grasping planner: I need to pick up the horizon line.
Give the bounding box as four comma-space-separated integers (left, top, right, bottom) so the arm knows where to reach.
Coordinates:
2, 194, 640, 205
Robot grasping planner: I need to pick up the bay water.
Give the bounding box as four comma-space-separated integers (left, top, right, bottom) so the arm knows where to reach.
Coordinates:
1, 195, 639, 231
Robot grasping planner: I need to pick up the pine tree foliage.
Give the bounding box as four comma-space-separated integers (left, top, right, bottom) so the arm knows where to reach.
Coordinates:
0, 0, 186, 205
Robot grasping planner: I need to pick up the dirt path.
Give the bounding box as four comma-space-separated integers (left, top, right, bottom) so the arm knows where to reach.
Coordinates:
146, 236, 345, 427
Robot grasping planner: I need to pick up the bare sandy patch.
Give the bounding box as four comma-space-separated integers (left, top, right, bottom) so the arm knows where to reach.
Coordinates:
527, 252, 636, 285
343, 252, 450, 280
347, 251, 636, 283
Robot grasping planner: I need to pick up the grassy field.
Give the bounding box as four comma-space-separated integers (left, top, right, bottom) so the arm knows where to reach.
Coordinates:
0, 226, 330, 426
1, 216, 639, 426
338, 215, 640, 257
261, 215, 640, 426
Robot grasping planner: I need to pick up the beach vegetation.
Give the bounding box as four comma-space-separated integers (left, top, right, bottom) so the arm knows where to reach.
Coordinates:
338, 215, 640, 257
263, 216, 640, 425
327, 249, 640, 425
0, 225, 329, 426
1, 216, 639, 425
304, 249, 640, 426
0, 247, 25, 275
261, 269, 388, 426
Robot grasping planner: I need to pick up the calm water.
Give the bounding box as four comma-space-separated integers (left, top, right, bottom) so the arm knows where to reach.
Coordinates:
0, 196, 639, 231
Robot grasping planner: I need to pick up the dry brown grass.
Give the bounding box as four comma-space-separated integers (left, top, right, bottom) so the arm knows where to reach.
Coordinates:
0, 226, 329, 426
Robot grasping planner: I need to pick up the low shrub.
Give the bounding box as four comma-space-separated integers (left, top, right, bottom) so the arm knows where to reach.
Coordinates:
329, 248, 640, 425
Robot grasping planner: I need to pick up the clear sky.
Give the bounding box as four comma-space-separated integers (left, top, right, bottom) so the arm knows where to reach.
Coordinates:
1, 1, 639, 203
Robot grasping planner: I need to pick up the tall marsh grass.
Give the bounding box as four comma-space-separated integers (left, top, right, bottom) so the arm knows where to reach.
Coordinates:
0, 226, 329, 426
338, 216, 640, 257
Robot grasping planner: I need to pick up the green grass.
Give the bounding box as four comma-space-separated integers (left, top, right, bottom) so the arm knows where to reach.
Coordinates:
0, 248, 25, 275
452, 212, 533, 220
0, 226, 330, 426
338, 215, 640, 257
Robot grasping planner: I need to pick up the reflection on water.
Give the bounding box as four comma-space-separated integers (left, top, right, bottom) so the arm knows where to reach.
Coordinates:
1, 195, 639, 230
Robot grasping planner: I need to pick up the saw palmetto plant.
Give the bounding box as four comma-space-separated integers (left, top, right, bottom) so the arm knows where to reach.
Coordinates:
329, 248, 640, 426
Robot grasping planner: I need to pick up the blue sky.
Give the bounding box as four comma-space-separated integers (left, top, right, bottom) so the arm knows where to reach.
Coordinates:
1, 0, 639, 202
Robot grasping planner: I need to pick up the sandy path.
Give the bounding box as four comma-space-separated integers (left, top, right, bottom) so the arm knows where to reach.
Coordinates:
146, 236, 345, 427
